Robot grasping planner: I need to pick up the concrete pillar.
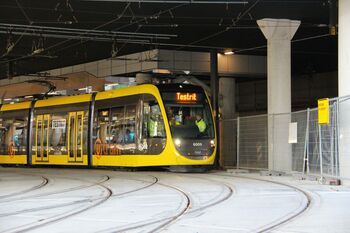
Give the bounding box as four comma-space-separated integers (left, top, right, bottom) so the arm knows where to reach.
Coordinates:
219, 78, 236, 167
338, 0, 350, 183
219, 78, 236, 119
257, 18, 300, 172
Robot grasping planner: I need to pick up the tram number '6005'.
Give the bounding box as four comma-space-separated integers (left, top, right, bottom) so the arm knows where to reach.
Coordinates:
193, 142, 203, 147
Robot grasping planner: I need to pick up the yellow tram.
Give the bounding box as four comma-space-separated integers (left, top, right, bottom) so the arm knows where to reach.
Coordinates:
0, 84, 216, 169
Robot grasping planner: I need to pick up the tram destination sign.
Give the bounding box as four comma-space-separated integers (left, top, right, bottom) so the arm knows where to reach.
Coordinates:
161, 92, 203, 104
176, 92, 197, 103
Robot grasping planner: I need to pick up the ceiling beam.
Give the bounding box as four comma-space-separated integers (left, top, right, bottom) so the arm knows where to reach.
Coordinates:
81, 0, 248, 4
0, 23, 177, 39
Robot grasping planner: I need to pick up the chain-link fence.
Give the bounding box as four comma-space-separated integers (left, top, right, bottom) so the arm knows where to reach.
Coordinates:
238, 115, 268, 170
307, 102, 339, 178
291, 110, 308, 173
219, 119, 237, 167
220, 96, 350, 181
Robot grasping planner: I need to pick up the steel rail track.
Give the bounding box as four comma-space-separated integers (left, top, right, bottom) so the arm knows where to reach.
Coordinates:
209, 173, 313, 233
0, 170, 49, 199
1, 176, 113, 233
178, 174, 234, 215
0, 175, 109, 203
0, 176, 49, 199
1, 174, 160, 233
145, 181, 192, 233
105, 178, 192, 233
101, 174, 234, 233
148, 174, 234, 233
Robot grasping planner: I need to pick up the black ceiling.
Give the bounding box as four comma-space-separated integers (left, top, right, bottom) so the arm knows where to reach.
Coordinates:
0, 0, 337, 79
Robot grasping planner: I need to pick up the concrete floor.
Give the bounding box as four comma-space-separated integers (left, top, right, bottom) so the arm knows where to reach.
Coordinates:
0, 168, 349, 233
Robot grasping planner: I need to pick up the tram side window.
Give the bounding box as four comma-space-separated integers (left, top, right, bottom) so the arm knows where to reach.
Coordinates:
143, 101, 166, 138
96, 108, 111, 144
124, 105, 136, 143
110, 107, 124, 144
0, 110, 28, 155
93, 94, 166, 156
139, 95, 166, 155
94, 95, 138, 155
95, 106, 130, 145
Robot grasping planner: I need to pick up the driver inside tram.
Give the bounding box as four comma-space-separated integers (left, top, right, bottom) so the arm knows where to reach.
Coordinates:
195, 113, 207, 135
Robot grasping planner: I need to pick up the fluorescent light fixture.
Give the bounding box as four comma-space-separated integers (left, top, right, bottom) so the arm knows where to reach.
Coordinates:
224, 51, 235, 55
78, 86, 92, 93
32, 48, 44, 55
152, 69, 171, 74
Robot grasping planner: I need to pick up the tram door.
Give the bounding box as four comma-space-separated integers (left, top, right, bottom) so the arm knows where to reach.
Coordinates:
68, 112, 84, 163
35, 114, 50, 162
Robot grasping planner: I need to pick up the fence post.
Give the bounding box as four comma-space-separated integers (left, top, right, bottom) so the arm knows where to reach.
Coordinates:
303, 108, 310, 175
335, 98, 340, 177
272, 114, 275, 171
236, 117, 240, 169
330, 103, 335, 176
318, 123, 324, 179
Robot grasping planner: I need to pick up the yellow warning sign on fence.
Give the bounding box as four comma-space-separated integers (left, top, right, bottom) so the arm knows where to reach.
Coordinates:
318, 98, 329, 125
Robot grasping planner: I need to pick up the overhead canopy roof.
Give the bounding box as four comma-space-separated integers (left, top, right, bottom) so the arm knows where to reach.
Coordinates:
0, 0, 337, 79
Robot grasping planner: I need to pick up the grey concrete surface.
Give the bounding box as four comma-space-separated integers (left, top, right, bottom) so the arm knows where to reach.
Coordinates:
0, 168, 349, 233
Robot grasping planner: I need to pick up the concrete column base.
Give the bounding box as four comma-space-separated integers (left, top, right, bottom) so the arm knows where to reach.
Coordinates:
257, 18, 300, 172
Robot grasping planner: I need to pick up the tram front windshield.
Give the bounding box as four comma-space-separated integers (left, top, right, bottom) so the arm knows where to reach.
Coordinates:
162, 92, 214, 139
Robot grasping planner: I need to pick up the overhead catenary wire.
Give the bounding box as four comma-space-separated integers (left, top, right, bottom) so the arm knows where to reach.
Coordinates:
176, 0, 261, 50
41, 2, 132, 53
0, 2, 130, 64
0, 33, 333, 71
0, 24, 176, 43
1, 0, 32, 57
16, 0, 32, 24
115, 24, 142, 55
0, 30, 150, 43
0, 2, 187, 66
0, 23, 177, 38
49, 32, 334, 63
0, 0, 334, 72
81, 0, 248, 4
46, 3, 188, 56
235, 33, 333, 53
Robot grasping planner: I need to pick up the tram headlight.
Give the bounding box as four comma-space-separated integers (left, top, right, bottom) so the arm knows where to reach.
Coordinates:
174, 138, 181, 147
210, 140, 215, 148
